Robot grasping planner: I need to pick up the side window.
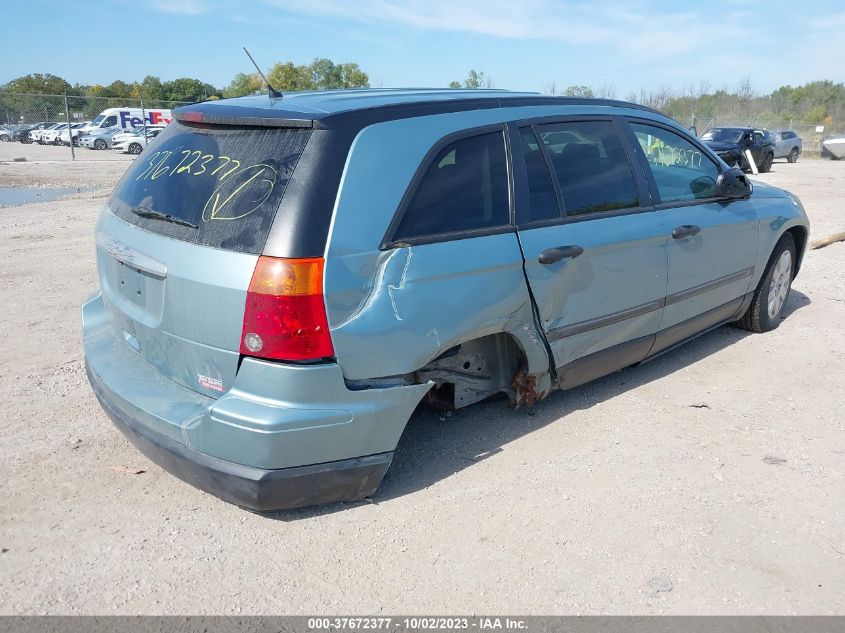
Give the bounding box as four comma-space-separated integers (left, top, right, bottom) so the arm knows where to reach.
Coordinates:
535, 121, 639, 217
102, 116, 118, 127
393, 131, 510, 241
518, 127, 560, 222
630, 122, 720, 203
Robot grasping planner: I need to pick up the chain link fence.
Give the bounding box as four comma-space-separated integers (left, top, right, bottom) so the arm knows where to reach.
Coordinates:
0, 92, 191, 160
2, 91, 842, 160
680, 115, 842, 157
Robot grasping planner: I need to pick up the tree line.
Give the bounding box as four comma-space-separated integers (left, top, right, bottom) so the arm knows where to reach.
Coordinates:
547, 78, 845, 126
0, 58, 372, 104
3, 65, 844, 127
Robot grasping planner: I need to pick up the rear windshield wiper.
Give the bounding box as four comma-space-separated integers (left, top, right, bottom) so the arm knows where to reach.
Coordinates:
130, 206, 199, 229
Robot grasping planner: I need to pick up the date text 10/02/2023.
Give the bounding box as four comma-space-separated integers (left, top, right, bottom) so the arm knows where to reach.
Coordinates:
134, 148, 286, 223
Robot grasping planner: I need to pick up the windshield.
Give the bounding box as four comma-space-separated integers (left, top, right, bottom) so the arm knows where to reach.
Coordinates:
109, 121, 312, 254
701, 128, 743, 143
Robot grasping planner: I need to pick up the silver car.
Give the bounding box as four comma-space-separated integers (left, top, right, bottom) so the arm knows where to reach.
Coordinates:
772, 130, 802, 163
79, 127, 125, 150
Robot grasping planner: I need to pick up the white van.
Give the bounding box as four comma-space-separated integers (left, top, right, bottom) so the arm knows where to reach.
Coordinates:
78, 108, 172, 136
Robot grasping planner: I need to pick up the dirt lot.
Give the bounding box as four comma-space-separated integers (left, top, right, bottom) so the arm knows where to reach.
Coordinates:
0, 145, 843, 615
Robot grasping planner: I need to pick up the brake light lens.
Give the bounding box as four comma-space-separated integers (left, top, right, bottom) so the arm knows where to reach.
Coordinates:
240, 256, 334, 361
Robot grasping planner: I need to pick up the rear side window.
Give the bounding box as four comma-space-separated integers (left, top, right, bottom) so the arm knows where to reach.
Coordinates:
110, 121, 311, 254
393, 131, 509, 241
518, 127, 561, 222
535, 121, 639, 217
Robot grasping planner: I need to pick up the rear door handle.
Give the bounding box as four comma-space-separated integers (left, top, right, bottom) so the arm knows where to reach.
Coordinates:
672, 224, 701, 240
538, 245, 584, 265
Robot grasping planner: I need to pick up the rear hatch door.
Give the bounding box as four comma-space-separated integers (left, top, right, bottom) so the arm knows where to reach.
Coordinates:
97, 120, 312, 396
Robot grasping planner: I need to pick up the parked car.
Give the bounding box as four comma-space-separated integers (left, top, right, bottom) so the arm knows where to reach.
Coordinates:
56, 123, 89, 146
40, 123, 71, 145
30, 123, 64, 144
112, 125, 166, 154
772, 130, 802, 163
700, 127, 775, 172
78, 127, 126, 150
0, 124, 25, 142
16, 122, 52, 144
822, 136, 845, 159
83, 89, 809, 511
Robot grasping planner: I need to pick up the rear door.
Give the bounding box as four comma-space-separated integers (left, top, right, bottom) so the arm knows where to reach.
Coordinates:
97, 120, 311, 396
512, 118, 668, 388
624, 119, 758, 349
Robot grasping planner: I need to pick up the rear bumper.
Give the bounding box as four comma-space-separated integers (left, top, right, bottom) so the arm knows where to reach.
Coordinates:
82, 290, 431, 510
87, 359, 391, 511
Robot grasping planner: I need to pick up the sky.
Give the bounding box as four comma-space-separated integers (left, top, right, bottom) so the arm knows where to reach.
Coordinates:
2, 0, 844, 96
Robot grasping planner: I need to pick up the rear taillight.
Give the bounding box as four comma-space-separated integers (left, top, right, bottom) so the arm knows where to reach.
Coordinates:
240, 256, 334, 361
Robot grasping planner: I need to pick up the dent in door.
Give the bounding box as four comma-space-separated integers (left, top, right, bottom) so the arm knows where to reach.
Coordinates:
324, 234, 553, 396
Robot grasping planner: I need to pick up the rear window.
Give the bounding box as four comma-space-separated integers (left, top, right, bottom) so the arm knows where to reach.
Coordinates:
110, 121, 311, 254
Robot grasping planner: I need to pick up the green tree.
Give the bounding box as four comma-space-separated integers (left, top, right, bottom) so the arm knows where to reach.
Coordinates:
462, 69, 493, 89
223, 72, 263, 98
105, 80, 132, 98
563, 85, 594, 97
163, 77, 218, 102
263, 58, 369, 92
140, 75, 166, 101
3, 73, 73, 95
267, 63, 314, 91
447, 80, 462, 89
336, 63, 369, 89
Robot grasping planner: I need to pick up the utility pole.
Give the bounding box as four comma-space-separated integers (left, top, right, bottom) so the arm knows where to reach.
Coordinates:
64, 93, 75, 161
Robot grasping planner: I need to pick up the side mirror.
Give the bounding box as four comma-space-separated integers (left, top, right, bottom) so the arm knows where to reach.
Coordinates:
716, 168, 752, 199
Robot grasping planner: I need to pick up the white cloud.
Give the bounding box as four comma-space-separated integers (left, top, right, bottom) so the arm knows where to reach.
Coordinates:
260, 0, 709, 59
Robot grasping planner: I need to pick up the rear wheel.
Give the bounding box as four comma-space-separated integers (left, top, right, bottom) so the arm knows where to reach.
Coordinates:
759, 152, 774, 173
93, 138, 107, 150
0, 133, 9, 142
128, 142, 143, 155
737, 233, 796, 333
787, 147, 799, 163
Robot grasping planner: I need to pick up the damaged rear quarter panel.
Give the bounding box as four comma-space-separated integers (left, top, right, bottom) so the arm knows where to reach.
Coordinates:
322, 111, 556, 387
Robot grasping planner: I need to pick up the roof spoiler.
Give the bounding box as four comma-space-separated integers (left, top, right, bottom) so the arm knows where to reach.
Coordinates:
174, 110, 313, 128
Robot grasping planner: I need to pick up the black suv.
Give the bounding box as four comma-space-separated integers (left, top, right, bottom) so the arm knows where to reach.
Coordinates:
700, 127, 775, 173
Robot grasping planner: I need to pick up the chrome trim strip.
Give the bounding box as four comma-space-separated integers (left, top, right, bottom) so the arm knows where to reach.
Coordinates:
96, 232, 168, 279
546, 298, 664, 342
665, 267, 754, 306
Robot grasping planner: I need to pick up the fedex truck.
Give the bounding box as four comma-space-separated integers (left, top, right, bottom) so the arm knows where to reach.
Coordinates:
78, 108, 172, 136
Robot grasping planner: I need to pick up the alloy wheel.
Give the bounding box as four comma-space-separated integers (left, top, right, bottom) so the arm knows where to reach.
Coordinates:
767, 250, 792, 319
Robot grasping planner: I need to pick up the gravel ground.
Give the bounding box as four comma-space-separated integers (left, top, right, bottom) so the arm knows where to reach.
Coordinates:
0, 147, 843, 615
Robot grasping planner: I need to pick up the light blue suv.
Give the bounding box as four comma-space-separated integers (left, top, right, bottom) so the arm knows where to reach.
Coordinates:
82, 89, 809, 511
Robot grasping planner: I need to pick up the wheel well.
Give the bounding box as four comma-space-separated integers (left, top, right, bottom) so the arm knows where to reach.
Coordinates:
417, 333, 528, 410
786, 226, 807, 276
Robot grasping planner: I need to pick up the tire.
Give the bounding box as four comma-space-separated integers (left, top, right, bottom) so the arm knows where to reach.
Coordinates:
736, 233, 796, 333
787, 147, 799, 163
19, 135, 32, 144
759, 152, 774, 173
0, 134, 9, 142
93, 138, 107, 150
128, 142, 143, 155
